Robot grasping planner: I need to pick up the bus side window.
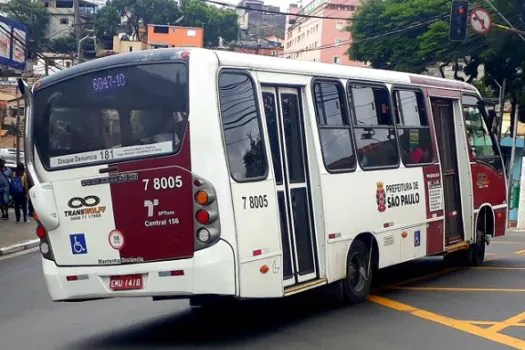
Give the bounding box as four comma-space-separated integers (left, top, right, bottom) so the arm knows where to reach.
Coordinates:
218, 71, 268, 182
312, 80, 356, 172
462, 95, 503, 171
347, 82, 399, 169
394, 89, 434, 166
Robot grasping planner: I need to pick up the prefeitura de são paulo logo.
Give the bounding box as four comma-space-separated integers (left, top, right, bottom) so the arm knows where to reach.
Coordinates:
376, 182, 386, 212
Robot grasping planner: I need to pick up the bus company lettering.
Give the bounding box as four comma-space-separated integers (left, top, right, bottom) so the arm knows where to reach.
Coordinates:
64, 206, 107, 221
377, 181, 420, 212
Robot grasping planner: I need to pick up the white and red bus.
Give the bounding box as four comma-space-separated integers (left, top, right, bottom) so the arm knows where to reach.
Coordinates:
19, 48, 507, 304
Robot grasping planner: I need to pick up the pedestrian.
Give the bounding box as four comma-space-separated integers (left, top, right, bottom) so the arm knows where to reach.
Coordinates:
10, 162, 27, 223
25, 171, 34, 217
0, 158, 10, 220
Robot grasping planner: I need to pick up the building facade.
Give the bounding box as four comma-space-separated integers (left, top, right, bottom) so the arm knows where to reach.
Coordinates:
284, 0, 366, 66
146, 24, 204, 49
40, 0, 96, 40
113, 34, 147, 54
236, 0, 286, 40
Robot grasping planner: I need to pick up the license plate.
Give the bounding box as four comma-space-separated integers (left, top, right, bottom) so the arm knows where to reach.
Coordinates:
109, 274, 143, 291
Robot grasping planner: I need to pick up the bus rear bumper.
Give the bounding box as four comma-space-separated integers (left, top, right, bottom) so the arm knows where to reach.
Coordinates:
42, 240, 236, 302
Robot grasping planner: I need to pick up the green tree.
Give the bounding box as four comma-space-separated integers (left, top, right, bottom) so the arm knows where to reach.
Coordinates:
111, 0, 182, 41
93, 3, 121, 48
4, 0, 49, 59
348, 0, 489, 81
48, 34, 77, 54
178, 0, 239, 47
348, 0, 525, 126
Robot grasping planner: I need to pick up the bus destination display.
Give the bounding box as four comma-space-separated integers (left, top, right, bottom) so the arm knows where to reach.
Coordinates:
92, 73, 126, 93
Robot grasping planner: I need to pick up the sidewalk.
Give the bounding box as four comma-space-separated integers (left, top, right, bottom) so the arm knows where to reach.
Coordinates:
0, 208, 39, 256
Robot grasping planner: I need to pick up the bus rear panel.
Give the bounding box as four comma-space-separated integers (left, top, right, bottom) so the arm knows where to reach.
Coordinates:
27, 49, 236, 301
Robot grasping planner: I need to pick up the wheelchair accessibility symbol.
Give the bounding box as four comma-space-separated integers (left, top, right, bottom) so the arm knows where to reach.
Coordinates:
69, 234, 88, 255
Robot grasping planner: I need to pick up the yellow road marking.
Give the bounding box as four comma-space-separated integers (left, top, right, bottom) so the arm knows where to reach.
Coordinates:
488, 312, 525, 332
461, 320, 525, 327
460, 320, 498, 325
368, 295, 525, 349
394, 287, 525, 292
514, 250, 525, 255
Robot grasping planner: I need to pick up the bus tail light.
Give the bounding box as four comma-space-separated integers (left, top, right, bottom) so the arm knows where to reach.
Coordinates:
195, 209, 218, 225
195, 190, 215, 206
35, 221, 55, 262
192, 175, 221, 251
36, 224, 47, 239
197, 228, 211, 243
196, 209, 210, 224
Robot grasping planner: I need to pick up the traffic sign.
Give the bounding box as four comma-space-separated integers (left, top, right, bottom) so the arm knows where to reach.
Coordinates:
470, 8, 492, 34
449, 0, 469, 42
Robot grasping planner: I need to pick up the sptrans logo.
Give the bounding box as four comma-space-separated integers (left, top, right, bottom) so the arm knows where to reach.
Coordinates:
376, 182, 386, 212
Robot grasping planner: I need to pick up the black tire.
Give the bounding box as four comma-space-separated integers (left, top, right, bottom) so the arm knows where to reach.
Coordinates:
444, 230, 486, 267
468, 229, 486, 266
343, 240, 373, 304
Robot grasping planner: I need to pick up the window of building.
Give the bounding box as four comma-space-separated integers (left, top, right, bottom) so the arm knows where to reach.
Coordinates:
394, 89, 433, 165
336, 21, 345, 31
218, 71, 267, 181
60, 18, 68, 25
56, 1, 73, 8
313, 80, 356, 171
462, 95, 502, 170
153, 26, 169, 34
335, 39, 344, 47
333, 56, 341, 64
348, 82, 399, 169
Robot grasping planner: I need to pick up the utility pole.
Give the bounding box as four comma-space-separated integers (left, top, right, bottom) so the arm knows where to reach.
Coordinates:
508, 104, 520, 203
15, 90, 20, 164
74, 0, 81, 62
498, 79, 506, 138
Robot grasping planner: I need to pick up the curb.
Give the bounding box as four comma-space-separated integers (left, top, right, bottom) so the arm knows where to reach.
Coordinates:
0, 239, 40, 256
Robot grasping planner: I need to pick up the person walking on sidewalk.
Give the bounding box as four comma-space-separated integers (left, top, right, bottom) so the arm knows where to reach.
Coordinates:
0, 158, 10, 220
25, 171, 34, 217
10, 162, 27, 223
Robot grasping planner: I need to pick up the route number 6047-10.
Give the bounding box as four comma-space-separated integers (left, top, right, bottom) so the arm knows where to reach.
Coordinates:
143, 176, 183, 191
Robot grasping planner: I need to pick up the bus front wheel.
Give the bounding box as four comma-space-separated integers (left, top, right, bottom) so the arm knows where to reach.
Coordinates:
343, 240, 373, 304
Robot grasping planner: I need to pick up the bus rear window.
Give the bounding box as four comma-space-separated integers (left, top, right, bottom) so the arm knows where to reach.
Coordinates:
33, 62, 189, 169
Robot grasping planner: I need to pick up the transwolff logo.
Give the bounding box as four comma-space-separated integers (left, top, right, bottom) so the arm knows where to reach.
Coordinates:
376, 182, 386, 212
64, 195, 106, 219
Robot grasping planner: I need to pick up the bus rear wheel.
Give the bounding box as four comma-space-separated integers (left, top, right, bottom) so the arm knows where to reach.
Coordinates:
468, 229, 486, 266
343, 240, 373, 304
445, 229, 486, 267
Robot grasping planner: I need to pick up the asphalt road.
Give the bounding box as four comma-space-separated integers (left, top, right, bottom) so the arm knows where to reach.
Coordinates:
2, 232, 525, 350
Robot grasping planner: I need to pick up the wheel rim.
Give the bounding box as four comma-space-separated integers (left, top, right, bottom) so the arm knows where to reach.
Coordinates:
348, 253, 367, 292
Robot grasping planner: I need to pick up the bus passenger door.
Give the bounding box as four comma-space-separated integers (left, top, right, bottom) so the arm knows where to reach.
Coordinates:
430, 98, 465, 245
261, 86, 318, 287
